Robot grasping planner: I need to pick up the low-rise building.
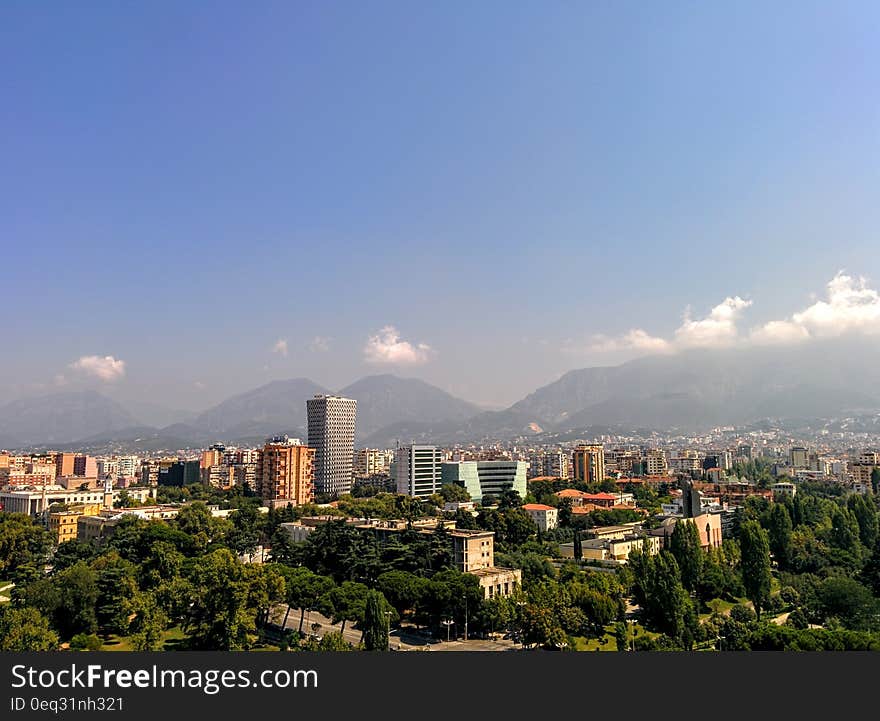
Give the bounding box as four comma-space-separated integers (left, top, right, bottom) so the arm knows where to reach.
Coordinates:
771, 481, 797, 498
0, 485, 154, 516
471, 566, 522, 599
649, 512, 723, 549
47, 502, 103, 544
522, 503, 558, 531
76, 515, 119, 543
280, 522, 316, 543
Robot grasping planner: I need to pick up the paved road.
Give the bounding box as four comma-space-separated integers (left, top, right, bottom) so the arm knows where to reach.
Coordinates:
271, 606, 520, 651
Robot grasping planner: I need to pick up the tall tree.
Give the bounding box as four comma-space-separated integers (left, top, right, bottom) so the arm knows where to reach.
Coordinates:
614, 621, 629, 652
739, 520, 772, 619
362, 590, 391, 651
670, 520, 703, 593
847, 494, 878, 549
829, 507, 862, 555
94, 553, 139, 636
767, 503, 793, 569
647, 551, 691, 640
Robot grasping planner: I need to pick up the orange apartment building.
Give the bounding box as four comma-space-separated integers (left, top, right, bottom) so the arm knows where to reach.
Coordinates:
256, 439, 315, 508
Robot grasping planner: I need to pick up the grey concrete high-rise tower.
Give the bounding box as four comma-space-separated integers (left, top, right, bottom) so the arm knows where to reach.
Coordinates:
307, 394, 357, 496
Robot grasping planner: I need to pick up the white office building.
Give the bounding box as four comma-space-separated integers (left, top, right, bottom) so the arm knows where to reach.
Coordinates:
307, 395, 357, 496
395, 445, 444, 498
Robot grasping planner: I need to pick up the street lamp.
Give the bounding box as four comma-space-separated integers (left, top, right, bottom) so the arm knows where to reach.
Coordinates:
516, 600, 527, 649
442, 618, 453, 642
462, 594, 468, 642
628, 617, 635, 652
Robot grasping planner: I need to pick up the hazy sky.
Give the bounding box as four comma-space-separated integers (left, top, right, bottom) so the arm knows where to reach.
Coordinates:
3, 1, 880, 411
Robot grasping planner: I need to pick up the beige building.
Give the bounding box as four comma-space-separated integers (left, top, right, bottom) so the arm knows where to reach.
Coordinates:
354, 448, 394, 477
450, 529, 522, 598
771, 481, 797, 498
650, 513, 723, 549
56, 475, 99, 490
256, 438, 315, 507
644, 449, 668, 476
48, 502, 103, 544
77, 515, 118, 543
581, 535, 661, 562
851, 463, 877, 485
573, 445, 605, 484
0, 485, 154, 516
452, 530, 495, 572
472, 567, 522, 599
522, 503, 558, 532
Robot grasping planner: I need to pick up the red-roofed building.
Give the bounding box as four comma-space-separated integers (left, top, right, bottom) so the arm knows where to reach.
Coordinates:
528, 476, 560, 483
556, 488, 590, 507
615, 476, 676, 487
571, 503, 601, 514
522, 503, 558, 532
581, 492, 621, 508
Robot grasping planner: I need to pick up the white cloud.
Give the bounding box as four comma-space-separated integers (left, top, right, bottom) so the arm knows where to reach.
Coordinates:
309, 336, 331, 353
588, 329, 672, 354
791, 272, 880, 336
69, 355, 126, 381
272, 338, 289, 357
194, 381, 207, 390
589, 296, 752, 355
750, 272, 880, 344
674, 296, 752, 349
749, 320, 810, 345
364, 326, 433, 365
578, 273, 880, 359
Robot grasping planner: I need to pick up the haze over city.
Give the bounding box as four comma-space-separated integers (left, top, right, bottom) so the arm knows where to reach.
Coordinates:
7, 0, 880, 672
4, 2, 880, 413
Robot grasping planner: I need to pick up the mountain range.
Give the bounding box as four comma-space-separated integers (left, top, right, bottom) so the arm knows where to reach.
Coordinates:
4, 338, 880, 450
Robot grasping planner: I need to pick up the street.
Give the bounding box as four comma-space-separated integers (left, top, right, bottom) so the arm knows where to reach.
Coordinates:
271, 606, 521, 651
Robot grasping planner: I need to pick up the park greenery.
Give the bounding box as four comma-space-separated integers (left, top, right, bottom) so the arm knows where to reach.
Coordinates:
4, 468, 880, 651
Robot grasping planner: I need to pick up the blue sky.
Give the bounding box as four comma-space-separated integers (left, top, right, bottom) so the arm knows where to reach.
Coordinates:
3, 1, 879, 410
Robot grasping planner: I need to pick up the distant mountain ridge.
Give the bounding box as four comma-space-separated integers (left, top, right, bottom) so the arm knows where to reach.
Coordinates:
0, 390, 138, 448
5, 339, 880, 449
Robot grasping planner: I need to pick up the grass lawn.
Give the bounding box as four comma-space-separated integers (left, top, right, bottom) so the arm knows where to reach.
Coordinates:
100, 627, 281, 652
573, 622, 657, 651
101, 626, 190, 652
700, 598, 736, 619
575, 633, 617, 651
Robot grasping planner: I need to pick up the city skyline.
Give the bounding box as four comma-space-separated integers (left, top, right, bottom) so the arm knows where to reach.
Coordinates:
4, 2, 880, 409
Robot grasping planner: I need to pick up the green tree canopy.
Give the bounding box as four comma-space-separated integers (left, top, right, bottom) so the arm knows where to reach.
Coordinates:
0, 606, 58, 651
669, 520, 703, 593
767, 503, 794, 569
739, 520, 772, 619
362, 589, 393, 651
